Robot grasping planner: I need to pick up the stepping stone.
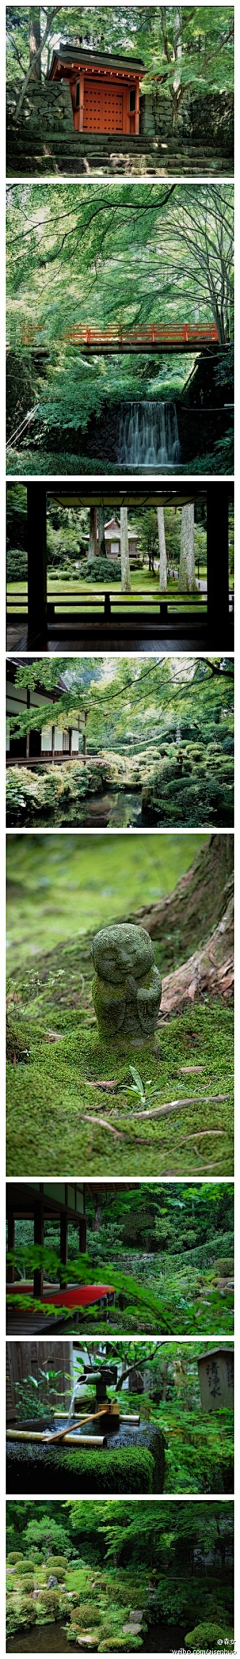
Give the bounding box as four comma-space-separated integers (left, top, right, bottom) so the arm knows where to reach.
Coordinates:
76, 1634, 97, 1647
122, 1623, 142, 1635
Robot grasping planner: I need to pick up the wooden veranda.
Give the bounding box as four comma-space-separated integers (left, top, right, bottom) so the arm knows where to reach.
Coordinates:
6, 482, 234, 654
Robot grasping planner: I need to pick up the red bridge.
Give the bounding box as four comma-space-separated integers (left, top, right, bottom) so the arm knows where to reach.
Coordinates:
21, 321, 220, 355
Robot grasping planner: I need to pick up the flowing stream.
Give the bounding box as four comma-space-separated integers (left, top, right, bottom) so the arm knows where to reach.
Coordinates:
118, 401, 181, 469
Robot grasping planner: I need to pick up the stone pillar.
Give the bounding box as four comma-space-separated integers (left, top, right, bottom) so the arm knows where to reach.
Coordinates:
207, 484, 229, 647
33, 1197, 44, 1299
27, 483, 47, 648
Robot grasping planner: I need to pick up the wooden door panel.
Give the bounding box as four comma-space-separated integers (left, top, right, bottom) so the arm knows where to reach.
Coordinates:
83, 81, 123, 133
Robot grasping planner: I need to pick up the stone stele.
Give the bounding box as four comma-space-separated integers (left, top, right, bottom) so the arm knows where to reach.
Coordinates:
197, 1347, 234, 1412
92, 923, 162, 1044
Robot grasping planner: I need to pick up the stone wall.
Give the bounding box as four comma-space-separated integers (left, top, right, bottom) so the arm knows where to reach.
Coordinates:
142, 86, 234, 152
8, 78, 74, 132
7, 78, 233, 174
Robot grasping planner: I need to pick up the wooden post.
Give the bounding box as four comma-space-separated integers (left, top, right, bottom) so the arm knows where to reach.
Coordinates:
97, 506, 106, 558
79, 69, 84, 130
27, 483, 47, 648
7, 1210, 15, 1285
69, 728, 72, 756
135, 80, 140, 135
207, 485, 229, 647
51, 725, 55, 763
26, 687, 30, 760
60, 1211, 68, 1289
79, 1216, 86, 1253
33, 1197, 44, 1300
83, 710, 88, 763
89, 505, 97, 559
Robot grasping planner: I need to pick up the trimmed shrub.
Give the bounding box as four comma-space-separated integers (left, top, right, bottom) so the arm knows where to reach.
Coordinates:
36, 1587, 61, 1617
214, 1259, 234, 1276
7, 1552, 24, 1564
20, 1575, 35, 1591
7, 546, 27, 581
17, 1596, 37, 1626
70, 1603, 101, 1628
46, 1555, 69, 1574
185, 1623, 234, 1652
87, 556, 120, 583
13, 1558, 36, 1575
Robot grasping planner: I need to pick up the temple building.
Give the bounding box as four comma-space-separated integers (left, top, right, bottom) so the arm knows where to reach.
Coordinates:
93, 517, 139, 562
6, 1183, 114, 1333
6, 660, 79, 763
48, 44, 144, 135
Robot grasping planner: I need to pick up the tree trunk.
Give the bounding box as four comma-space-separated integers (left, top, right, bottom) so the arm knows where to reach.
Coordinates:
172, 7, 182, 130
83, 710, 88, 762
126, 834, 234, 970
15, 8, 60, 118
29, 9, 41, 80
97, 507, 106, 559
161, 891, 233, 1015
120, 508, 131, 593
89, 506, 97, 560
179, 503, 196, 592
157, 506, 167, 590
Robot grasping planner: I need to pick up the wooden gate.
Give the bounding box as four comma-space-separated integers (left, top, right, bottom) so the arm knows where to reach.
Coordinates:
83, 81, 123, 133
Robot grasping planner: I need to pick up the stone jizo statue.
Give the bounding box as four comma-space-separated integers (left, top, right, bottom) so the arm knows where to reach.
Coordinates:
92, 923, 161, 1044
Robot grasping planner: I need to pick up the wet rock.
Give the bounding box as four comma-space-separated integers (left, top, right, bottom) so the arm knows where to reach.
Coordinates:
92, 923, 161, 1045
47, 1574, 58, 1588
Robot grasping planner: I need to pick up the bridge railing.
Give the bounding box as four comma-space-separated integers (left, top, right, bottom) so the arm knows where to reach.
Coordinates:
20, 321, 220, 348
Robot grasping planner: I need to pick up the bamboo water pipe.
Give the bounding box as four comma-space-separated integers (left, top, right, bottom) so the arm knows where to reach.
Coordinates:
120, 1414, 140, 1424
7, 1429, 107, 1446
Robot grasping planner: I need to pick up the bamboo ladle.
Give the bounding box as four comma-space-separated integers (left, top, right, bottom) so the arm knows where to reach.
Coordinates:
43, 1405, 108, 1445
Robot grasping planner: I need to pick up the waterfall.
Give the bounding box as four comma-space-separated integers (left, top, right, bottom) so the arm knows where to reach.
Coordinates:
118, 400, 181, 470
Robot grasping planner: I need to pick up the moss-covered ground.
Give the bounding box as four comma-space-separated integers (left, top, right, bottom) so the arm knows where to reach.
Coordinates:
6, 832, 233, 1177
7, 934, 233, 1178
6, 1557, 149, 1649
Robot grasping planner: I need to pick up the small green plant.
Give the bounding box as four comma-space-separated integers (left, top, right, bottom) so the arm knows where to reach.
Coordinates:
15, 1366, 70, 1421
125, 1067, 160, 1109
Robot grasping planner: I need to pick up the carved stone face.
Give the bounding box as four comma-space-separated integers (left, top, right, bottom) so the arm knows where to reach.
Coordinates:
92, 923, 154, 985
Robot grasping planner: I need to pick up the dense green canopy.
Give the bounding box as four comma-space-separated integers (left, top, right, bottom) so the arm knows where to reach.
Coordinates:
6, 1496, 234, 1653
6, 180, 233, 472
6, 6, 234, 119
